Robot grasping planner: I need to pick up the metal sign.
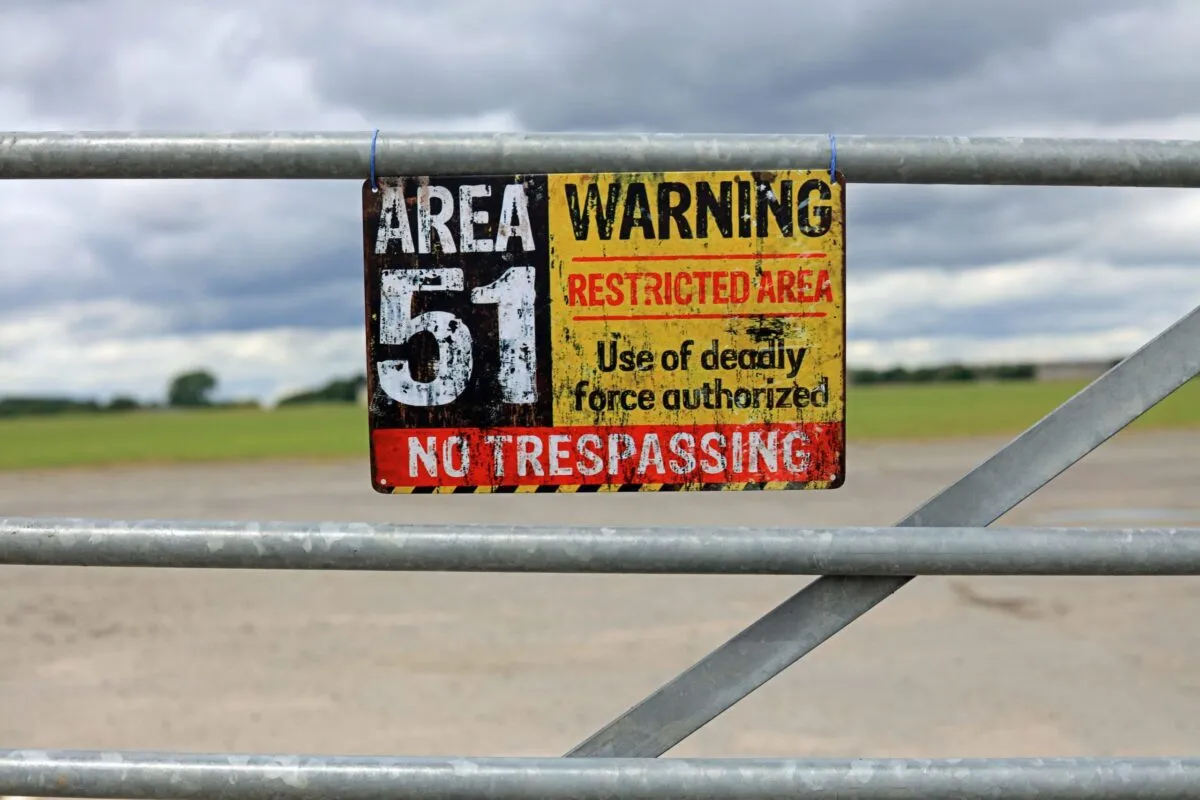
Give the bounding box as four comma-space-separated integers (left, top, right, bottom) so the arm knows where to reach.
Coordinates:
362, 169, 845, 494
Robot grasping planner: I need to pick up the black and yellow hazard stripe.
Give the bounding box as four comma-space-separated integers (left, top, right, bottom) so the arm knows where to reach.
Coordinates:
385, 479, 832, 494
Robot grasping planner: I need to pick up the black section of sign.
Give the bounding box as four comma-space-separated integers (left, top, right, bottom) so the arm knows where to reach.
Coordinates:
362, 175, 553, 431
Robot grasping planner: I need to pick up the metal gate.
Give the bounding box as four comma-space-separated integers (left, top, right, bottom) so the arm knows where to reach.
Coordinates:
3, 132, 1200, 799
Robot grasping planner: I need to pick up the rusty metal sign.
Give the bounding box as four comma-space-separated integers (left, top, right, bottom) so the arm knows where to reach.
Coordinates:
362, 169, 846, 494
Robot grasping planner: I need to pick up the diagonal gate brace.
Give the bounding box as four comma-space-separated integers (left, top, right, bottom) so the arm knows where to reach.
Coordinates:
567, 303, 1200, 759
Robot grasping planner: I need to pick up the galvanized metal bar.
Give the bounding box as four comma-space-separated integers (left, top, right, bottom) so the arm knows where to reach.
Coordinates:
569, 303, 1200, 758
6, 518, 1200, 575
1, 750, 1197, 800
5, 132, 1200, 185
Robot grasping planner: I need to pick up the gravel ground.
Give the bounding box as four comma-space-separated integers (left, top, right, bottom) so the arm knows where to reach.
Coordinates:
3, 429, 1200, 760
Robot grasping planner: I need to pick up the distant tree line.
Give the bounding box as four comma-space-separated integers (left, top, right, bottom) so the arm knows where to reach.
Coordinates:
276, 374, 366, 406
0, 368, 257, 418
0, 369, 369, 419
0, 395, 143, 418
1, 359, 1124, 419
850, 362, 1037, 385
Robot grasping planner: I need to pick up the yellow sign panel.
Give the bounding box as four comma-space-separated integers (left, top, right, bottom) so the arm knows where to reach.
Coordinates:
545, 169, 845, 489
363, 169, 845, 492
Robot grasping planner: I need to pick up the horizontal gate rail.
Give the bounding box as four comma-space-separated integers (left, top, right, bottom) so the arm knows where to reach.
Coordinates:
5, 132, 1200, 185
1, 751, 1197, 800
5, 129, 1200, 799
567, 300, 1200, 759
5, 518, 1200, 575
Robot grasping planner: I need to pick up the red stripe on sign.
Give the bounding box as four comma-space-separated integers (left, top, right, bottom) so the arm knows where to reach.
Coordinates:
372, 422, 843, 489
571, 252, 827, 263
571, 311, 828, 322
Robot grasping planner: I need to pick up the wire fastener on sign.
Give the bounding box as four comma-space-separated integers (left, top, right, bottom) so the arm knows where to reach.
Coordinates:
829, 133, 837, 178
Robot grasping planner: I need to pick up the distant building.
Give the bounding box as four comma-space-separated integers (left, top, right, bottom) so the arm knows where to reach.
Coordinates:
845, 357, 1125, 387
1033, 359, 1118, 382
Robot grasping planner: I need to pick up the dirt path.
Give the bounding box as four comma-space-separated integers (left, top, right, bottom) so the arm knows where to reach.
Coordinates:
3, 429, 1200, 759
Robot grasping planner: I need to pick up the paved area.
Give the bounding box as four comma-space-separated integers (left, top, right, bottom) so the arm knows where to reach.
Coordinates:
3, 429, 1200, 759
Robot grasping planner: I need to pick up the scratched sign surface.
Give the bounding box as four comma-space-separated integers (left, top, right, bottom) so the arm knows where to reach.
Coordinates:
362, 170, 846, 493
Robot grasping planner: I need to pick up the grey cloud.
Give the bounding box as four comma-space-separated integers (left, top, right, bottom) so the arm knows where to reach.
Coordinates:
850, 291, 1199, 342
163, 263, 365, 334
848, 185, 1096, 270
848, 183, 1200, 273
15, 0, 1173, 135
294, 0, 1186, 134
0, 178, 365, 329
2, 0, 1199, 398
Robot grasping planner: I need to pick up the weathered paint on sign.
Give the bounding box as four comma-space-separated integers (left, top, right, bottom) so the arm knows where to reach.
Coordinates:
361, 169, 846, 493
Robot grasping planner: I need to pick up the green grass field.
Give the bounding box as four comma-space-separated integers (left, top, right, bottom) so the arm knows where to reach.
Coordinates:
2, 378, 1198, 471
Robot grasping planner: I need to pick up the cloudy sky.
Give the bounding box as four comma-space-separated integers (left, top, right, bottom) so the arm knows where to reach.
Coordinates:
3, 0, 1200, 404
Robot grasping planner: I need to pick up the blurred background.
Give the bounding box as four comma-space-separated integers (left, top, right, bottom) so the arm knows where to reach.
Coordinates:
3, 0, 1200, 462
4, 0, 1200, 765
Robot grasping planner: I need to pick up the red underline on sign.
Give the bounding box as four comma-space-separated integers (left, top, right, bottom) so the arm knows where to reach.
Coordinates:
571, 252, 827, 263
572, 311, 829, 322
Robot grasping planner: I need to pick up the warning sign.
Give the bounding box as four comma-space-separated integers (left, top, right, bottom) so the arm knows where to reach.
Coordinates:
362, 169, 845, 493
